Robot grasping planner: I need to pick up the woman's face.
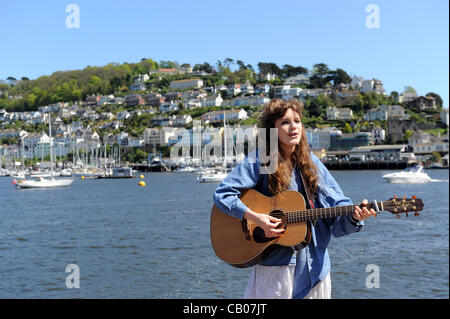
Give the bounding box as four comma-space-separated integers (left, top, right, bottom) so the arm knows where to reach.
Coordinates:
274, 108, 302, 153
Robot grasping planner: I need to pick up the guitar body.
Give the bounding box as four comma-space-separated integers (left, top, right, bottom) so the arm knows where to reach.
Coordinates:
210, 189, 309, 268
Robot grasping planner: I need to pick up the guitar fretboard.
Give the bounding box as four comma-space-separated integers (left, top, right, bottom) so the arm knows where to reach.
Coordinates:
286, 203, 378, 223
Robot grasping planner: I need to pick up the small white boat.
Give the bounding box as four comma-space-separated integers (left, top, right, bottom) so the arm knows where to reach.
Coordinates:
197, 170, 228, 183
382, 166, 432, 183
174, 165, 197, 173
59, 168, 73, 177
15, 177, 73, 188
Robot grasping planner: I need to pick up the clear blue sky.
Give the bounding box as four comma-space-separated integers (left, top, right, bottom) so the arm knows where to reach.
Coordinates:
1, 0, 448, 106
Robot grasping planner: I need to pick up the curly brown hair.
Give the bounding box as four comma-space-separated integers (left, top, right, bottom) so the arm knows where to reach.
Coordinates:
258, 98, 318, 197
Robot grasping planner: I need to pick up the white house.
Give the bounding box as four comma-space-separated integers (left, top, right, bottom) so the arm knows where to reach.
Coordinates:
351, 76, 364, 90
326, 107, 353, 120
371, 127, 386, 144
201, 109, 248, 123
285, 74, 309, 85
201, 95, 223, 107
409, 131, 449, 154
281, 87, 303, 100
143, 128, 162, 147
397, 91, 418, 103
227, 84, 241, 96
170, 78, 203, 90
361, 79, 384, 94
364, 105, 409, 121
240, 82, 254, 95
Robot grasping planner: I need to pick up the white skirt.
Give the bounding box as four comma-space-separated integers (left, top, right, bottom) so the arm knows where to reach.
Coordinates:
243, 264, 331, 299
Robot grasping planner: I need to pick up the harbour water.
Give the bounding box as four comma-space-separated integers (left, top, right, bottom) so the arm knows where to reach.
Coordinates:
0, 169, 448, 299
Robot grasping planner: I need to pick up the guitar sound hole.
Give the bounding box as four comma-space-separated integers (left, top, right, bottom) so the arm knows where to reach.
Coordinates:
252, 210, 286, 243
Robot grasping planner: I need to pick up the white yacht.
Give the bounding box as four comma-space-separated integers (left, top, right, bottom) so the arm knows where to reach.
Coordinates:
15, 177, 73, 188
382, 166, 432, 183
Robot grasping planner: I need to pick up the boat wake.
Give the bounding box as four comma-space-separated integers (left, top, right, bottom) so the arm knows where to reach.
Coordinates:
430, 179, 449, 183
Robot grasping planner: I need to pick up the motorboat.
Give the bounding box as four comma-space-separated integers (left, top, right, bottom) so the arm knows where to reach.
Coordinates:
382, 166, 432, 183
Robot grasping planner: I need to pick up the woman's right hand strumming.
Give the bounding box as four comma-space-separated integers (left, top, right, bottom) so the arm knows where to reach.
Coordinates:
243, 209, 285, 238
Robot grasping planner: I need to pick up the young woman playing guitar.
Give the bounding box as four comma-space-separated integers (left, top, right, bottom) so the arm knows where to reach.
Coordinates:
213, 98, 377, 299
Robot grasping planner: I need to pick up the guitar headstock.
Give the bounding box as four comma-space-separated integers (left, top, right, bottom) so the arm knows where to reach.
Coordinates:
382, 195, 424, 218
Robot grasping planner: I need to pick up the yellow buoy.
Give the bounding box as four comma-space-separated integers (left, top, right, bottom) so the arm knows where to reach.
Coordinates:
139, 174, 144, 179
81, 176, 85, 180
138, 181, 146, 187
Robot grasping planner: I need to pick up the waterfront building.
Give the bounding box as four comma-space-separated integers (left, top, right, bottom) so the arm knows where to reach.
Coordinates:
349, 144, 407, 161
409, 131, 449, 155
306, 127, 342, 151
330, 131, 373, 151
371, 127, 386, 144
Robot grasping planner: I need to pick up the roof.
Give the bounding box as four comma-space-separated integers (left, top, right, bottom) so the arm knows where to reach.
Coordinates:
349, 144, 406, 152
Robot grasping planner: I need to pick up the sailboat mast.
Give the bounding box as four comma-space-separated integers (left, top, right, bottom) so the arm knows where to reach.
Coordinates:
49, 113, 54, 179
223, 111, 226, 171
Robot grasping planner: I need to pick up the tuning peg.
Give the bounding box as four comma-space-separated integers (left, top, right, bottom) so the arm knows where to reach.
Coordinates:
414, 212, 420, 217
394, 195, 397, 199
405, 212, 409, 217
412, 195, 416, 199
403, 196, 406, 199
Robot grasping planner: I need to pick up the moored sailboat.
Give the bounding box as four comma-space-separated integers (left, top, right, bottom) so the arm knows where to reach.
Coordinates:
15, 114, 73, 189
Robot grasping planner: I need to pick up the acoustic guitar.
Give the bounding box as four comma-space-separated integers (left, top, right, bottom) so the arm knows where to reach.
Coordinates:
210, 189, 424, 268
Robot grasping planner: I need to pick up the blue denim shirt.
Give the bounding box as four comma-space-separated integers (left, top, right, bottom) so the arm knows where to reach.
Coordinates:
213, 151, 364, 299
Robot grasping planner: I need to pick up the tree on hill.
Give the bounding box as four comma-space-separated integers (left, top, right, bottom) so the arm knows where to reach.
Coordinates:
309, 63, 334, 88
281, 64, 308, 78
331, 68, 352, 86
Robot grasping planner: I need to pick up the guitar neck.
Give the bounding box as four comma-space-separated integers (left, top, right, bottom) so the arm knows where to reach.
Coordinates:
287, 202, 380, 223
